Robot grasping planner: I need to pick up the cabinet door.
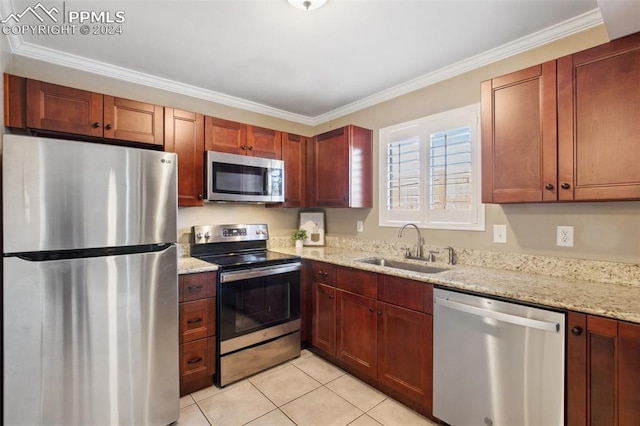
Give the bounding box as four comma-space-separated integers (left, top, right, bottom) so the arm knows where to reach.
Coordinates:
165, 109, 205, 207
312, 125, 372, 208
312, 282, 336, 355
281, 132, 307, 208
26, 79, 103, 137
377, 302, 432, 409
313, 127, 350, 207
481, 62, 557, 203
558, 32, 640, 201
204, 116, 247, 154
567, 312, 640, 426
336, 290, 377, 378
247, 125, 281, 159
103, 96, 163, 146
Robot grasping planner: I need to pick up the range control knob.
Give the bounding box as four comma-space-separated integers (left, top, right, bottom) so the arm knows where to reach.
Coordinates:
204, 232, 211, 239
196, 231, 203, 239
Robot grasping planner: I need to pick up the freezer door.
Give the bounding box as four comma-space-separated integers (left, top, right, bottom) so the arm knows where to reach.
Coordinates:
3, 246, 179, 426
2, 135, 177, 253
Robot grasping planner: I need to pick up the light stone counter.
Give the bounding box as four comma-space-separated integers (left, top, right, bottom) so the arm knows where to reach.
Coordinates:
178, 257, 218, 275
270, 246, 640, 324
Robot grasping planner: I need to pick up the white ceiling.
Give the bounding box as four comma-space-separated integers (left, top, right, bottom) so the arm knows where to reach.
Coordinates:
1, 0, 635, 125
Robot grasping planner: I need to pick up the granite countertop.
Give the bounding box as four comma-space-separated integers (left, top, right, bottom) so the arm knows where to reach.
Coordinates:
268, 246, 640, 324
178, 257, 218, 275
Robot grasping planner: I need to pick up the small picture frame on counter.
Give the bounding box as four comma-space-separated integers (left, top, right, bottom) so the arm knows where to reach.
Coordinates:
299, 210, 326, 246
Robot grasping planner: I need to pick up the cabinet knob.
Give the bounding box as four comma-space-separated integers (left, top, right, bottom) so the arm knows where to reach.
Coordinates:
561, 183, 571, 190
241, 145, 247, 150
571, 326, 583, 336
328, 294, 334, 299
545, 183, 554, 190
248, 146, 254, 151
369, 307, 375, 313
344, 196, 348, 200
377, 311, 382, 316
198, 194, 203, 200
92, 122, 101, 128
104, 124, 113, 130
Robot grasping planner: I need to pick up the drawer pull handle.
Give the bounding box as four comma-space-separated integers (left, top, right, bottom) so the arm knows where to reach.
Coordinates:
187, 357, 203, 365
187, 285, 204, 291
187, 318, 203, 325
369, 308, 375, 313
318, 271, 328, 276
328, 294, 334, 299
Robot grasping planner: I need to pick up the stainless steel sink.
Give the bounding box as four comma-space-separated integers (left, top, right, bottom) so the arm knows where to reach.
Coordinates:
356, 257, 449, 274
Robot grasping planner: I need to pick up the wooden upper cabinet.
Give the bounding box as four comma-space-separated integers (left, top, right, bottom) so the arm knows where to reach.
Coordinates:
247, 125, 281, 159
103, 96, 163, 146
24, 79, 163, 146
4, 74, 26, 128
204, 116, 247, 154
558, 32, 640, 201
165, 108, 205, 207
312, 125, 372, 208
280, 132, 308, 208
204, 117, 281, 159
481, 61, 557, 203
26, 79, 104, 138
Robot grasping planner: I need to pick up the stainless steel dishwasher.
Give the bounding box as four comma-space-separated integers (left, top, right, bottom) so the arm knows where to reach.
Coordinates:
433, 288, 565, 426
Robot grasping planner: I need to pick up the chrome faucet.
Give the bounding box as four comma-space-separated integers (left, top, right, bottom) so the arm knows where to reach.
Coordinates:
398, 223, 424, 260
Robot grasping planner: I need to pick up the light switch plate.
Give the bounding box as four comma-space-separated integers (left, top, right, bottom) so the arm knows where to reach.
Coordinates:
493, 224, 507, 243
356, 220, 364, 232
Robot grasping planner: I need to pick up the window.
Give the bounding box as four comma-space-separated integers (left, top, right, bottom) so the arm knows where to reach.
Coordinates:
379, 104, 484, 231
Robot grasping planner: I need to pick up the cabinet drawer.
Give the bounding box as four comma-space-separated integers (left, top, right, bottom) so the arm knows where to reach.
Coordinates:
180, 298, 215, 343
337, 266, 377, 298
378, 275, 433, 314
180, 337, 215, 382
311, 262, 337, 285
179, 272, 216, 302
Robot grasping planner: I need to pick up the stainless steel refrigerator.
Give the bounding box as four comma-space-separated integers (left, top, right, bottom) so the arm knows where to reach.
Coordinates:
2, 135, 179, 425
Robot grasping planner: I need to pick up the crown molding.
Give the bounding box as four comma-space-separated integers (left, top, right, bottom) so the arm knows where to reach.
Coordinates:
3, 6, 602, 127
314, 8, 603, 124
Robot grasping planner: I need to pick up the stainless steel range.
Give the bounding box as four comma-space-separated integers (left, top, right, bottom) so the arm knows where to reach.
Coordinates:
191, 224, 301, 386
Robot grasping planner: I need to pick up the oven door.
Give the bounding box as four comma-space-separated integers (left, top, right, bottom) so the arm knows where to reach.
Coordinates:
219, 262, 301, 354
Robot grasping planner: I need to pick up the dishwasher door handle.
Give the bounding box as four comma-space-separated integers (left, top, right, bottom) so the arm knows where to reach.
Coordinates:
435, 297, 560, 333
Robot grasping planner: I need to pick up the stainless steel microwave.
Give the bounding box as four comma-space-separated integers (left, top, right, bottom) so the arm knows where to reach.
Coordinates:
206, 151, 285, 203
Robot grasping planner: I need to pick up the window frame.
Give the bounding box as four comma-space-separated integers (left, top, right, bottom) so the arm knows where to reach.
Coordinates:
378, 103, 485, 231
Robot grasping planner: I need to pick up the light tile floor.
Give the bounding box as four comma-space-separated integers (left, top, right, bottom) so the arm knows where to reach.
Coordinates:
178, 349, 438, 426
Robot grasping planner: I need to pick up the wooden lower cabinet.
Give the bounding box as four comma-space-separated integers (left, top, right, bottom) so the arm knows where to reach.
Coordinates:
567, 312, 640, 426
312, 282, 336, 356
179, 272, 217, 396
308, 261, 434, 418
336, 290, 377, 378
377, 301, 432, 410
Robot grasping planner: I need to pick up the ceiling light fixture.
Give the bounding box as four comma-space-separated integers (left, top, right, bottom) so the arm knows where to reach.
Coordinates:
287, 0, 327, 11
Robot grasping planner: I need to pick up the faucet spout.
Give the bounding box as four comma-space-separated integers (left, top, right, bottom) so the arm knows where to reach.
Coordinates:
398, 223, 424, 259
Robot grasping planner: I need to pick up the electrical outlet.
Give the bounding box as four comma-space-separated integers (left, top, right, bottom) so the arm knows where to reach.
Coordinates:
493, 224, 507, 243
356, 220, 364, 233
557, 226, 574, 247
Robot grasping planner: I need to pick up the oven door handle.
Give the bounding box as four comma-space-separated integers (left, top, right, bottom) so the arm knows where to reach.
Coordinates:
220, 262, 301, 283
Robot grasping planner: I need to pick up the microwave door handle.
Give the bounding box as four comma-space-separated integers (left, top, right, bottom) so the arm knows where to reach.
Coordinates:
265, 169, 273, 196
